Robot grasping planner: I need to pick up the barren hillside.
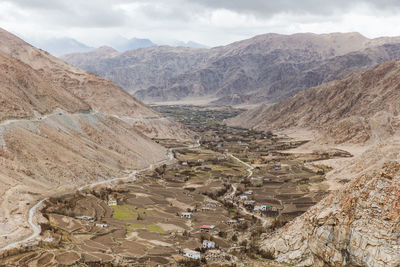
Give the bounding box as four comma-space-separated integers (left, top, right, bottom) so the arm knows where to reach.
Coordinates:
0, 53, 89, 121
0, 28, 156, 118
229, 60, 400, 144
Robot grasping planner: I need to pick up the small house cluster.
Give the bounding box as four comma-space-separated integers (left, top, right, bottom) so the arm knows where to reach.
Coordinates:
180, 212, 193, 219
202, 240, 216, 249
253, 205, 270, 211
183, 249, 200, 260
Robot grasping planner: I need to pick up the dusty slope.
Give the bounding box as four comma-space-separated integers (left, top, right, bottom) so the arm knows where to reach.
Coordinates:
0, 27, 156, 118
229, 60, 400, 144
63, 32, 400, 104
0, 53, 89, 121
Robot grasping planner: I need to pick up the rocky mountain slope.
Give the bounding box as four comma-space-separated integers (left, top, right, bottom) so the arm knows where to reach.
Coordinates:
63, 32, 400, 104
0, 28, 192, 249
227, 57, 400, 266
229, 60, 400, 144
63, 46, 210, 97
261, 161, 400, 267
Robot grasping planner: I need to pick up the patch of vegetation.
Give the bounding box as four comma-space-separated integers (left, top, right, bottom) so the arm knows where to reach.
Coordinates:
146, 225, 166, 234
111, 205, 153, 220
126, 224, 145, 231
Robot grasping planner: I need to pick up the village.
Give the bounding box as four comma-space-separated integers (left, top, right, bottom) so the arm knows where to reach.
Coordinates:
0, 105, 351, 266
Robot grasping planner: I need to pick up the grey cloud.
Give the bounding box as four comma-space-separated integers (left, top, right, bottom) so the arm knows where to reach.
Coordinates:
2, 0, 127, 28
2, 0, 400, 48
192, 0, 400, 16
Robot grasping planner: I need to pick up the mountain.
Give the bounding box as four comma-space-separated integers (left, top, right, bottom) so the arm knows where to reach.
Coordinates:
63, 46, 210, 94
0, 27, 192, 248
228, 60, 400, 144
62, 32, 400, 104
111, 36, 157, 52
171, 40, 209, 48
29, 37, 93, 56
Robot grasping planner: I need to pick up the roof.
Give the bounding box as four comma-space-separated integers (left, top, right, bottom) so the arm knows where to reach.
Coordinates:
200, 225, 215, 229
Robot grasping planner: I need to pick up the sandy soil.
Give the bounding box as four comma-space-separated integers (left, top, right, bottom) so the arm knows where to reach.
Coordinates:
148, 97, 219, 106
280, 127, 400, 191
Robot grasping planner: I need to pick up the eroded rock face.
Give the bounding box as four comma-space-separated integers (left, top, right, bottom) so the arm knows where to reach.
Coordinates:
262, 162, 400, 267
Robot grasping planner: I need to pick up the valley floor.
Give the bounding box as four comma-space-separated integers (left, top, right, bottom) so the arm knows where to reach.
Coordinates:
0, 105, 353, 266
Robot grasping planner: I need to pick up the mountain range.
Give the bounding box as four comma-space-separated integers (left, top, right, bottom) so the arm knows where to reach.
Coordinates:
62, 32, 400, 105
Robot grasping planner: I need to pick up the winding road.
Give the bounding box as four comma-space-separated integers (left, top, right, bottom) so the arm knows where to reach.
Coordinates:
226, 153, 271, 227
0, 113, 200, 252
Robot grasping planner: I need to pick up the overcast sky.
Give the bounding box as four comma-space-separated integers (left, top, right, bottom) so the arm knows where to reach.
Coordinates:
1, 0, 400, 47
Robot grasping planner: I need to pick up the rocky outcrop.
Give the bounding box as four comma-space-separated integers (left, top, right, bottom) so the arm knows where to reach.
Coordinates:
63, 32, 400, 104
262, 162, 400, 267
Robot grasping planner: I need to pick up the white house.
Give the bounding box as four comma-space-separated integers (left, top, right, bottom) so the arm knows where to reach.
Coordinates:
254, 205, 270, 211
244, 190, 253, 195
180, 212, 193, 219
202, 240, 216, 249
183, 249, 200, 259
239, 195, 248, 200
108, 199, 117, 206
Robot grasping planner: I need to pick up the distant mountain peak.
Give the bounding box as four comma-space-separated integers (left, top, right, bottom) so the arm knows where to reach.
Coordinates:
94, 46, 119, 53
26, 37, 93, 57
111, 37, 157, 52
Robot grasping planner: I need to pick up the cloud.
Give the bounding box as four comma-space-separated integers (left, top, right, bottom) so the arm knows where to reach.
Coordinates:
193, 0, 400, 17
1, 0, 400, 48
1, 0, 127, 28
